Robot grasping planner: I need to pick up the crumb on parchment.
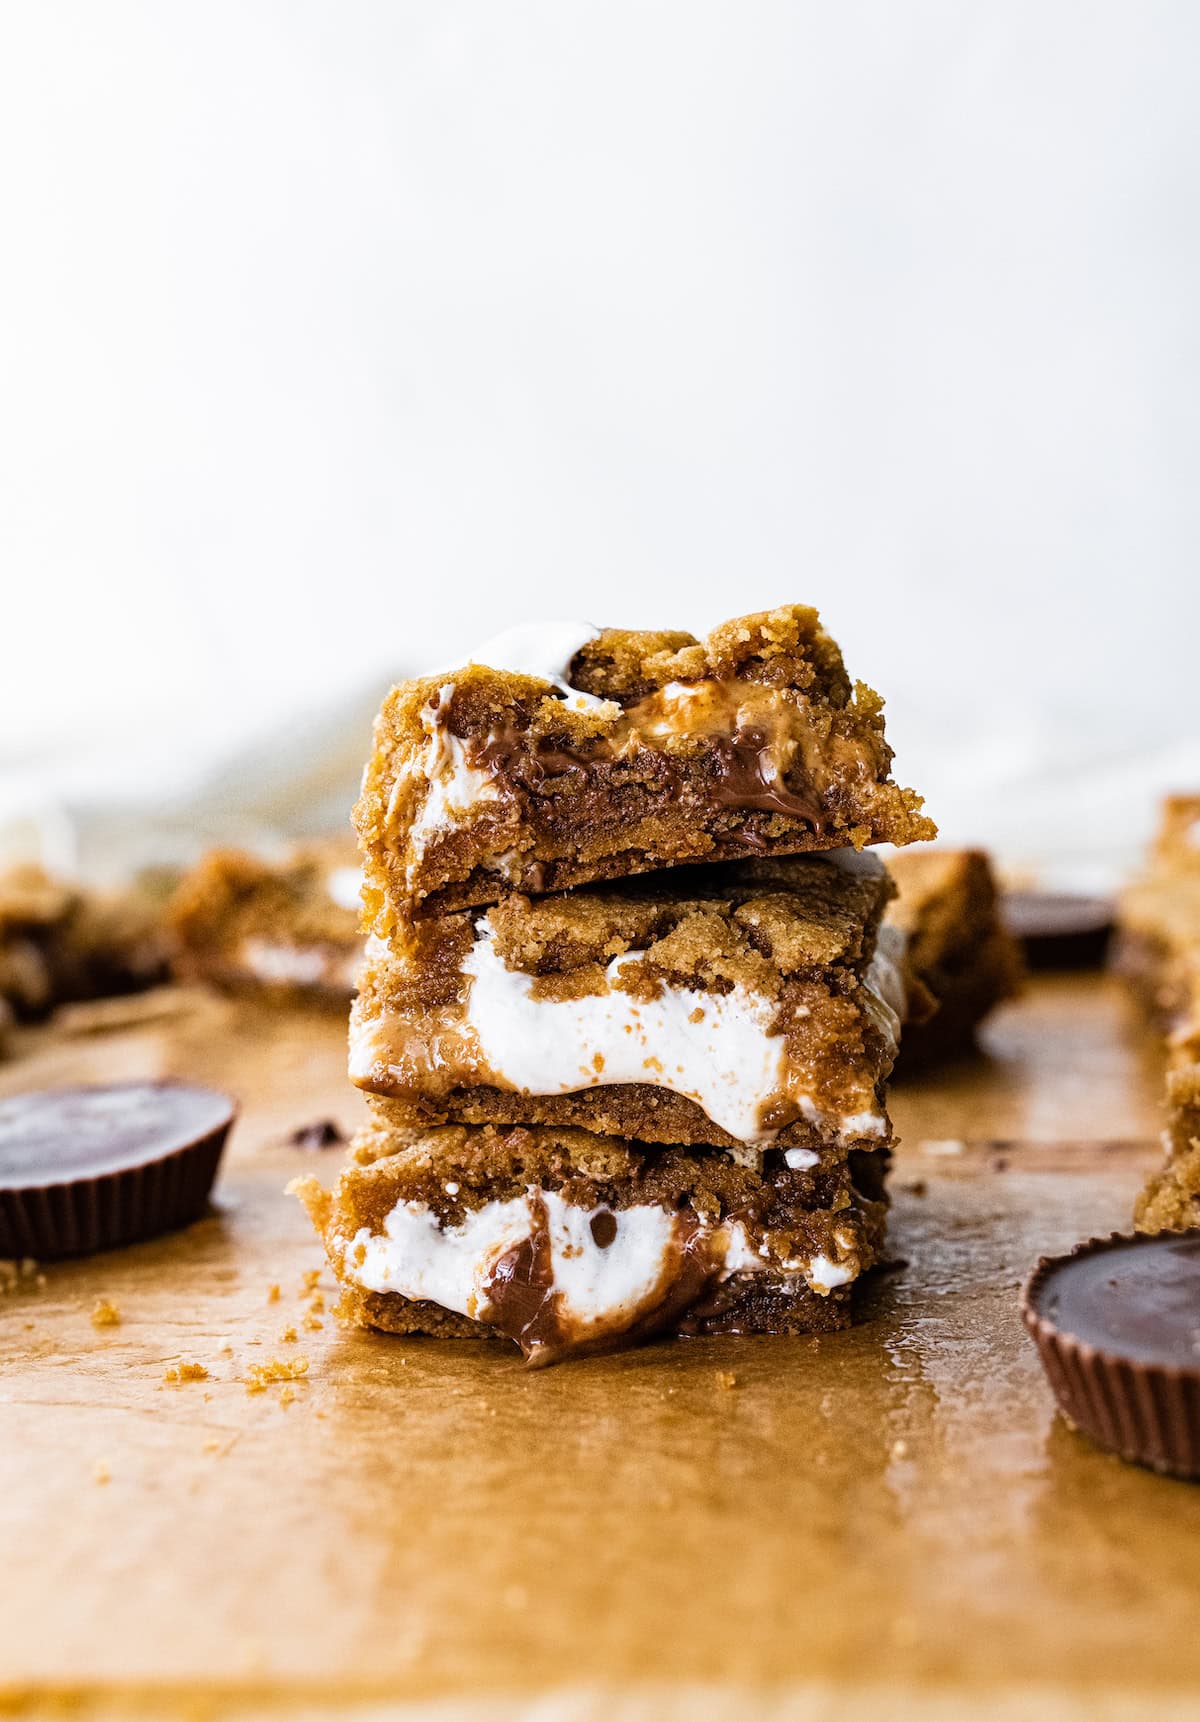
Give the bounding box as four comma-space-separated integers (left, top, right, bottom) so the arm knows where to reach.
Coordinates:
163, 1362, 210, 1385
91, 1297, 121, 1328
93, 1459, 111, 1485
244, 1356, 309, 1396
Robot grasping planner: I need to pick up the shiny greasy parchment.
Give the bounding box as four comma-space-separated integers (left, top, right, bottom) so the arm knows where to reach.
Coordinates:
1, 976, 1198, 1721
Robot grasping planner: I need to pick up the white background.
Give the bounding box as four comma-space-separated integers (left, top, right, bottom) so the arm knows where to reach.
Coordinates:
2, 2, 1197, 881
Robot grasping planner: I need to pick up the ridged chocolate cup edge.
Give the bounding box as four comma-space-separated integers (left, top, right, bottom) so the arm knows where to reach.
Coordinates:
0, 1083, 236, 1261
1021, 1230, 1200, 1481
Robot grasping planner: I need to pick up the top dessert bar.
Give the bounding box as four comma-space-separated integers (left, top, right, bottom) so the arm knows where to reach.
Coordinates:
357, 606, 935, 923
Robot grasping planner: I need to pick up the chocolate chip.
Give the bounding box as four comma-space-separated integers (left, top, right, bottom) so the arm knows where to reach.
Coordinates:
590, 1211, 618, 1248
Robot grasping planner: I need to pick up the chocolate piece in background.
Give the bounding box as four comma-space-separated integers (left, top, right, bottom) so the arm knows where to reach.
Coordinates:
1002, 891, 1114, 970
287, 1118, 347, 1150
0, 1082, 234, 1259
1022, 1231, 1200, 1480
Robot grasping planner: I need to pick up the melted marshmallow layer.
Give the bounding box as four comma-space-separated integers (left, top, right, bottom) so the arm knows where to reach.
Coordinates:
349, 911, 905, 1148
460, 922, 899, 1146
460, 924, 790, 1145
336, 1185, 860, 1359
240, 939, 361, 992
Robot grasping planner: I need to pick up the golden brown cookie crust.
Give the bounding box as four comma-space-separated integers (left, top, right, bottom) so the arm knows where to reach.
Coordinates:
357, 604, 935, 924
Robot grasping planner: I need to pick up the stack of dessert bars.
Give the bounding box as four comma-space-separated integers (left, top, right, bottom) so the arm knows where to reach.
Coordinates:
298, 605, 935, 1364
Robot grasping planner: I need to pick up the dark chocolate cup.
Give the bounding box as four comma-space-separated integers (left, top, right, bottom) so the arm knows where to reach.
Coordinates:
1001, 891, 1114, 970
0, 1082, 235, 1260
1022, 1232, 1200, 1481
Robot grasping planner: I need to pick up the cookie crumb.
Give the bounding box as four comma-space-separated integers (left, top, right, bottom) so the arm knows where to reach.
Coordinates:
244, 1356, 309, 1395
279, 1386, 296, 1408
267, 1284, 281, 1304
714, 1370, 738, 1391
202, 1437, 223, 1454
93, 1459, 111, 1485
300, 1269, 321, 1295
91, 1297, 121, 1328
163, 1361, 210, 1385
279, 1326, 298, 1344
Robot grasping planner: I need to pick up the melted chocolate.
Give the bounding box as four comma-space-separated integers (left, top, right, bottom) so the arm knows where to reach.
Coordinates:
483, 1193, 559, 1357
466, 709, 824, 833
480, 1198, 746, 1368
472, 721, 607, 791
708, 727, 826, 828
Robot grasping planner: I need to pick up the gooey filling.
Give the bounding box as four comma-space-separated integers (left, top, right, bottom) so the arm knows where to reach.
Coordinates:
338, 1183, 863, 1365
350, 918, 904, 1149
394, 659, 842, 881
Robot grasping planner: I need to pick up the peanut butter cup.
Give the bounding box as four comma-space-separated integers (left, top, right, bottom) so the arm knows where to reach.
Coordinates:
1022, 1231, 1200, 1479
0, 1082, 235, 1259
1001, 891, 1113, 969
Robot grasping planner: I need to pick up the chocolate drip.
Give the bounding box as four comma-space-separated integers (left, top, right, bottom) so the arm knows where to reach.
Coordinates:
472, 721, 609, 791
466, 714, 824, 832
709, 727, 825, 829
483, 1192, 559, 1359
480, 1197, 738, 1368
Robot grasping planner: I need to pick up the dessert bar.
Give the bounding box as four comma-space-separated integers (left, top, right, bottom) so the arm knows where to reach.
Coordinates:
294, 1118, 889, 1365
1135, 1061, 1200, 1235
885, 847, 1023, 1067
0, 862, 169, 1030
349, 850, 904, 1161
169, 840, 362, 1001
357, 607, 935, 924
